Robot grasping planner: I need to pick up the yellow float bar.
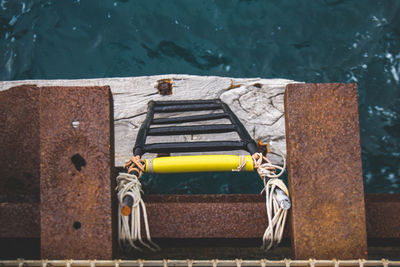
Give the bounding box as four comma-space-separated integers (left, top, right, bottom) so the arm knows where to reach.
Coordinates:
145, 155, 254, 173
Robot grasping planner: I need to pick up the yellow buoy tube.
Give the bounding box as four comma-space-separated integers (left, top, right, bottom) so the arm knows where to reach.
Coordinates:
145, 154, 254, 173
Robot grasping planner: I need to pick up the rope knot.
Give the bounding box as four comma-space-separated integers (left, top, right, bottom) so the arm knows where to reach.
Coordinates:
116, 172, 159, 251
125, 156, 146, 178
252, 152, 281, 180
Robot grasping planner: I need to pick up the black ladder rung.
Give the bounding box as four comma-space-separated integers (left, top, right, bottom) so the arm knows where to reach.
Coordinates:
143, 141, 245, 153
152, 113, 229, 125
148, 124, 236, 136
154, 100, 220, 106
153, 103, 222, 113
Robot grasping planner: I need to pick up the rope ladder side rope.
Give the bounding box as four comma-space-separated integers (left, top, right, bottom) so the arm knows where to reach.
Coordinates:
252, 143, 290, 250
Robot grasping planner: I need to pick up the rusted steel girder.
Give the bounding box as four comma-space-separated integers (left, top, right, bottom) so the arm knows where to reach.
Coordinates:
0, 85, 40, 204
0, 202, 40, 238
1, 194, 399, 239
285, 83, 368, 259
0, 83, 398, 259
39, 86, 115, 259
143, 194, 273, 238
366, 194, 400, 239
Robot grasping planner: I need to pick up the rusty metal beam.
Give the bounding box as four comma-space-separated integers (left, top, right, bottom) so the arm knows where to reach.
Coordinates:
0, 85, 40, 203
1, 194, 399, 240
143, 194, 273, 238
0, 203, 40, 238
39, 86, 115, 259
285, 83, 368, 259
366, 194, 400, 239
0, 83, 398, 259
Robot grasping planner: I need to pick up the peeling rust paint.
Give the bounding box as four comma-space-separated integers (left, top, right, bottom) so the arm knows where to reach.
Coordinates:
156, 79, 173, 95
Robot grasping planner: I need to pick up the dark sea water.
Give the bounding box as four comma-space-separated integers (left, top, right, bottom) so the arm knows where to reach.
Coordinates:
1, 0, 399, 193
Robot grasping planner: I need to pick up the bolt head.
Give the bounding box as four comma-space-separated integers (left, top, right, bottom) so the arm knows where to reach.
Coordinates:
71, 120, 80, 128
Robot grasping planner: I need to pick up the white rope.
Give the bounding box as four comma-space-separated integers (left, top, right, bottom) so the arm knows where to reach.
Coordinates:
253, 145, 290, 251
254, 147, 286, 179
232, 155, 247, 171
261, 178, 289, 250
116, 172, 159, 251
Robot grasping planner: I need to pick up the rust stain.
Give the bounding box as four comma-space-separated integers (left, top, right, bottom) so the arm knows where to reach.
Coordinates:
226, 79, 241, 90
285, 83, 368, 259
157, 79, 173, 95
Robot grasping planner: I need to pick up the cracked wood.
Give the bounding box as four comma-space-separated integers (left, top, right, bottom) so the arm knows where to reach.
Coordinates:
0, 74, 298, 166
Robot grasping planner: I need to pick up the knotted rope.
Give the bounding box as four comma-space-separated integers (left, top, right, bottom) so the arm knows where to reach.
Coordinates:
125, 155, 146, 178
116, 157, 159, 251
252, 144, 290, 250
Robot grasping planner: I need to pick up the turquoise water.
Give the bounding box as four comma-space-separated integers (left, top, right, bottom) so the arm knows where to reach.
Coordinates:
1, 0, 399, 193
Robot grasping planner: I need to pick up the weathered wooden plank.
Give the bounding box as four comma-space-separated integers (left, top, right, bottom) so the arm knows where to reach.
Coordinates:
39, 86, 115, 259
285, 83, 368, 259
0, 75, 298, 166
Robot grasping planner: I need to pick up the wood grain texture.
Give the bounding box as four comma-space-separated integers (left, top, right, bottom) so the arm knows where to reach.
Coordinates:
0, 75, 298, 166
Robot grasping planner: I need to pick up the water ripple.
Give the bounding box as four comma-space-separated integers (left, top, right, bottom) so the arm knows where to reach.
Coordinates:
0, 0, 399, 193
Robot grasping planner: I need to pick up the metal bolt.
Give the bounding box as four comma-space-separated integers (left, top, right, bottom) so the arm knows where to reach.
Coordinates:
156, 79, 173, 95
71, 120, 80, 128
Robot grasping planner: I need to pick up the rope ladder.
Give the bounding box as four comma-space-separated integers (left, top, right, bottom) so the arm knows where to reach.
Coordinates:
116, 99, 290, 251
